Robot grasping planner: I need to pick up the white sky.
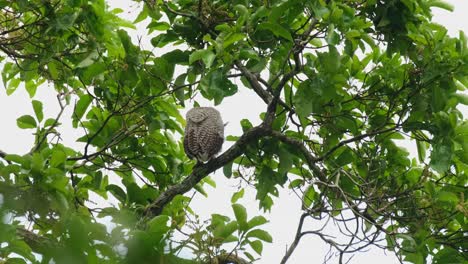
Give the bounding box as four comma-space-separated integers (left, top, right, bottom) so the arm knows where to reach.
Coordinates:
0, 1, 467, 263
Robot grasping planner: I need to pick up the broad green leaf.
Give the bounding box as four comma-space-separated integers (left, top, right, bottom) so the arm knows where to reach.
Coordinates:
416, 140, 428, 163
50, 149, 67, 167
223, 33, 247, 48
231, 189, 244, 204
32, 100, 43, 122
240, 119, 253, 132
302, 185, 316, 209
430, 142, 453, 173
234, 5, 249, 27
106, 184, 127, 203
152, 57, 174, 81
147, 21, 170, 31
223, 161, 233, 178
5, 154, 24, 164
334, 147, 355, 166
278, 146, 293, 175
249, 240, 263, 255
194, 183, 208, 197
428, 0, 454, 11
258, 22, 292, 41
436, 191, 459, 204
247, 216, 268, 229
199, 69, 237, 105
76, 51, 99, 68
189, 49, 215, 68
216, 221, 239, 240
73, 94, 92, 128
25, 80, 38, 98
454, 93, 468, 105
293, 81, 314, 119
289, 179, 304, 188
16, 115, 37, 129
246, 229, 273, 243
7, 78, 21, 95
148, 215, 170, 234
232, 203, 248, 231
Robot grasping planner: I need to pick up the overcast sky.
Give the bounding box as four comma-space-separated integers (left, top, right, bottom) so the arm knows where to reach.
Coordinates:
0, 1, 467, 263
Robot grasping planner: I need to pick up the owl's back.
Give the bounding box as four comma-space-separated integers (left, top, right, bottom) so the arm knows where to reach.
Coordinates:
184, 107, 224, 162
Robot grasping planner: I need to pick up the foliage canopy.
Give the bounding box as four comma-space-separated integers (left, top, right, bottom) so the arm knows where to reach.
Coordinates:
0, 0, 467, 263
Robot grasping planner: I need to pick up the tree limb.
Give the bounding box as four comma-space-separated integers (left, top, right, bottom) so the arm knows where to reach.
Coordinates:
234, 61, 273, 105
144, 124, 270, 218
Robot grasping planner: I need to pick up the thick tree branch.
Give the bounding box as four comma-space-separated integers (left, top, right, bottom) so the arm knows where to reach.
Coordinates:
144, 124, 270, 218
16, 228, 56, 254
234, 61, 273, 105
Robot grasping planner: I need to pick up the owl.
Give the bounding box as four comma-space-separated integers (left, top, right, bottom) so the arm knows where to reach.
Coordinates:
183, 107, 225, 162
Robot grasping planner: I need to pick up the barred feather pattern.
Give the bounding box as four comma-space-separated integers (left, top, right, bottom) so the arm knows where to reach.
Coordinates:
183, 107, 224, 162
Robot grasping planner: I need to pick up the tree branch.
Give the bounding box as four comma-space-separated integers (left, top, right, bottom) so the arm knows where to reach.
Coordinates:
144, 124, 270, 218
234, 61, 273, 105
16, 228, 57, 255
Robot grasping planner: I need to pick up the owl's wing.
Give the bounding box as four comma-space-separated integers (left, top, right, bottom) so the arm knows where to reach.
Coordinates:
183, 123, 199, 160
197, 117, 224, 161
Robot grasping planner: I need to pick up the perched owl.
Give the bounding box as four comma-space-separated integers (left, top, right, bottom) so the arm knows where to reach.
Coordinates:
183, 107, 224, 162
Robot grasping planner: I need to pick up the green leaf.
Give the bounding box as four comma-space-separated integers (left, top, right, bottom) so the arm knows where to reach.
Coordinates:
223, 161, 233, 178
147, 21, 170, 31
189, 49, 215, 68
148, 215, 170, 234
76, 51, 99, 68
430, 142, 453, 173
73, 94, 92, 128
194, 183, 208, 197
249, 240, 263, 255
50, 149, 67, 167
302, 185, 316, 209
152, 57, 174, 80
436, 191, 459, 204
25, 80, 38, 98
7, 78, 21, 95
16, 115, 37, 129
231, 189, 244, 204
247, 216, 268, 229
289, 179, 304, 188
216, 221, 239, 240
240, 118, 253, 132
174, 73, 187, 106
232, 203, 248, 231
318, 46, 341, 73
234, 4, 249, 27
106, 184, 127, 203
8, 240, 34, 261
293, 81, 314, 119
258, 22, 292, 41
278, 146, 293, 175
5, 258, 27, 264
32, 100, 43, 122
44, 118, 57, 127
245, 229, 273, 243
223, 33, 247, 48
199, 69, 238, 105
334, 147, 355, 166
428, 0, 454, 11
5, 154, 24, 164
416, 140, 428, 163
454, 93, 468, 105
